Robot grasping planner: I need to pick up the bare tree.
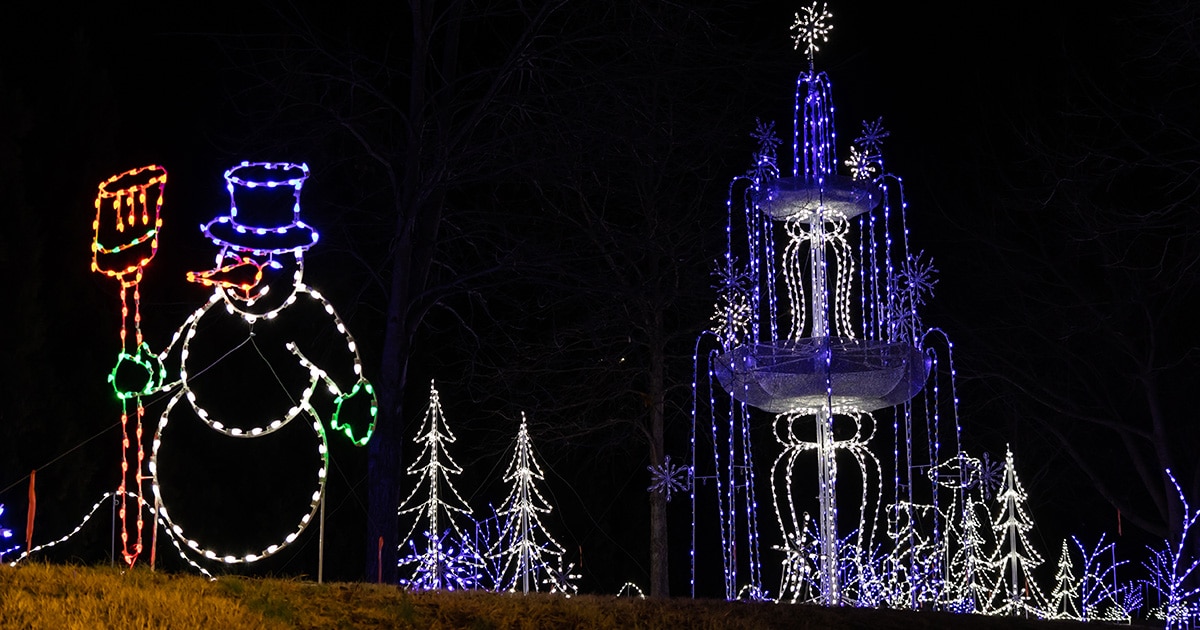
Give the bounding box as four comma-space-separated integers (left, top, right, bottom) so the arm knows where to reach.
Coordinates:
956, 0, 1200, 555
221, 1, 581, 582
221, 1, 774, 586
448, 4, 774, 595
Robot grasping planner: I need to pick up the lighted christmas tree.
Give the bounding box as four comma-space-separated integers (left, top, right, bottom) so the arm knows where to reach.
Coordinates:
492, 413, 573, 594
1049, 540, 1081, 620
396, 381, 481, 590
943, 463, 992, 613
984, 445, 1048, 617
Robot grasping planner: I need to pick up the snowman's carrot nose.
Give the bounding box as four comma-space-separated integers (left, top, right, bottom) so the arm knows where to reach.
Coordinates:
186, 256, 266, 298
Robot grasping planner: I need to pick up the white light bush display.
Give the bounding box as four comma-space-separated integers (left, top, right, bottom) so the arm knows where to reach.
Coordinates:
397, 530, 482, 591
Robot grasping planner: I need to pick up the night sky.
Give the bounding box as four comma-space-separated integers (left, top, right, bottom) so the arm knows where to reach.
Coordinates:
2, 1, 1193, 597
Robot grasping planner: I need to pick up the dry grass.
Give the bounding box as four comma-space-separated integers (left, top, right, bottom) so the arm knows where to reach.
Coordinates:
0, 563, 1131, 629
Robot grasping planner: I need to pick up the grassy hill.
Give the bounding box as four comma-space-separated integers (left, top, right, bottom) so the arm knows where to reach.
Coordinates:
0, 563, 1132, 629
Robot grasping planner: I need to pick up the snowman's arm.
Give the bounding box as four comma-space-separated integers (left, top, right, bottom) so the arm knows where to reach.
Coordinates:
287, 342, 377, 447
106, 297, 211, 398
154, 297, 216, 393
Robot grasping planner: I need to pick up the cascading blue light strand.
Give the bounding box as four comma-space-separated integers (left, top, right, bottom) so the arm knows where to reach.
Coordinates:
706, 351, 733, 597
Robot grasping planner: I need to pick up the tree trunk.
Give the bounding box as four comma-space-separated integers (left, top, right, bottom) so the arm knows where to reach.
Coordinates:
648, 310, 669, 597
366, 388, 403, 583
366, 225, 419, 582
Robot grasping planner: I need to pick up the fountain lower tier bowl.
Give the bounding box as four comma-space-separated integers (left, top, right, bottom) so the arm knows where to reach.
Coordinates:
713, 338, 929, 414
756, 175, 880, 222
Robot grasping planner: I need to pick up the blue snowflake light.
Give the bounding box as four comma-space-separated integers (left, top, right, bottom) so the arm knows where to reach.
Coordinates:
648, 455, 692, 502
855, 118, 890, 155
751, 118, 782, 157
976, 451, 1005, 501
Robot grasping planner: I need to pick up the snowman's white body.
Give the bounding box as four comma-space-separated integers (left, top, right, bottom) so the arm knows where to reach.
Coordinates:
150, 282, 368, 567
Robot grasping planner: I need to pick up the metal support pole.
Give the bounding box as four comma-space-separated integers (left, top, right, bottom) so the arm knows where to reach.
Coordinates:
111, 492, 117, 566
318, 488, 326, 584
809, 210, 840, 606
150, 495, 160, 571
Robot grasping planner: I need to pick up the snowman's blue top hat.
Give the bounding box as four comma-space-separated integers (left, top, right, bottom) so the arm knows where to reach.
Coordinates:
201, 162, 320, 255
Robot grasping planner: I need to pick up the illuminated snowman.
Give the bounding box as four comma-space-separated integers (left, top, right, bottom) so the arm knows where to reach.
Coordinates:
149, 162, 376, 567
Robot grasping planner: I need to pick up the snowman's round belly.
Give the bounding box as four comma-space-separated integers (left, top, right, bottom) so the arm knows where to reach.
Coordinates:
153, 387, 326, 563
180, 324, 319, 433
185, 370, 317, 433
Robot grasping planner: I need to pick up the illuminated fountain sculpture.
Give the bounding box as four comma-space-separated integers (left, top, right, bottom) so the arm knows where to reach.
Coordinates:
693, 4, 963, 606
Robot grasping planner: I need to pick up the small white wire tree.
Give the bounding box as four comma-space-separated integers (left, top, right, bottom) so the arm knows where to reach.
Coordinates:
983, 445, 1048, 617
396, 381, 481, 590
1049, 540, 1081, 620
492, 413, 574, 594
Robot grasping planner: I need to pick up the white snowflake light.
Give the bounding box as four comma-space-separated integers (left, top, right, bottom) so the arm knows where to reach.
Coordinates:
844, 146, 875, 181
791, 2, 833, 62
975, 451, 1005, 501
710, 292, 751, 348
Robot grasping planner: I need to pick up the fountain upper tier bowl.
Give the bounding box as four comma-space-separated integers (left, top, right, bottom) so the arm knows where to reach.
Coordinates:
757, 175, 880, 222
714, 337, 929, 414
